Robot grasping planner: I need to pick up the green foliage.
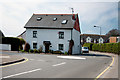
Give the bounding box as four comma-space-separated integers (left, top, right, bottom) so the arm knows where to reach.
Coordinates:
64, 52, 68, 55
29, 49, 34, 53
21, 50, 24, 53
38, 45, 43, 53
24, 43, 30, 52
33, 49, 39, 53
83, 43, 93, 50
48, 50, 53, 53
118, 42, 120, 55
53, 50, 63, 54
92, 43, 120, 54
19, 38, 25, 44
19, 38, 25, 50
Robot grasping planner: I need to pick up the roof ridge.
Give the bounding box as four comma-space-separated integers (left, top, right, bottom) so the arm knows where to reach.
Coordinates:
81, 34, 107, 36
33, 14, 76, 15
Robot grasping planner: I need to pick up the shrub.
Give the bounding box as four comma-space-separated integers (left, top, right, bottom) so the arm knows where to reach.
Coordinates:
29, 49, 34, 53
118, 42, 120, 55
19, 38, 25, 50
33, 49, 39, 53
92, 43, 120, 54
2, 37, 20, 51
24, 43, 30, 52
53, 50, 63, 54
21, 50, 24, 53
38, 45, 43, 53
48, 50, 53, 53
64, 52, 68, 55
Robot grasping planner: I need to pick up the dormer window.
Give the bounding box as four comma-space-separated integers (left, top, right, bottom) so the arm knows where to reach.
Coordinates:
37, 17, 42, 21
53, 18, 57, 21
61, 20, 68, 24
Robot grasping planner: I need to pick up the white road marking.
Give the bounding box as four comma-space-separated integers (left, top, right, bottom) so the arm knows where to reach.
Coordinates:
0, 56, 10, 58
3, 62, 7, 63
57, 56, 86, 60
3, 68, 42, 78
29, 59, 34, 60
52, 62, 66, 67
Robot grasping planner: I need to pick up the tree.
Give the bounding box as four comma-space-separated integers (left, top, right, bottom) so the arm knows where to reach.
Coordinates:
106, 29, 120, 37
24, 43, 30, 52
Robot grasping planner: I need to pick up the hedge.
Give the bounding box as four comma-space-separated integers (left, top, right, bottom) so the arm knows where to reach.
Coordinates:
2, 37, 25, 51
83, 42, 120, 54
83, 43, 93, 50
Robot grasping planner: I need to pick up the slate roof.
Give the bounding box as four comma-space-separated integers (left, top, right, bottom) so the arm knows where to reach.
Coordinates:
24, 14, 76, 29
17, 30, 26, 37
80, 34, 108, 40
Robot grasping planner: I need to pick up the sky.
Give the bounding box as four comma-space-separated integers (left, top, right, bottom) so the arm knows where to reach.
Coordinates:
0, 0, 119, 37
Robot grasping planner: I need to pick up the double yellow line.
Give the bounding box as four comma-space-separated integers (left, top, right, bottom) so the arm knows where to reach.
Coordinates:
95, 56, 114, 80
0, 57, 28, 68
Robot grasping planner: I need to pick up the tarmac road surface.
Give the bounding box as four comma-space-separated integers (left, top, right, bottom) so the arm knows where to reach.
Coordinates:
0, 51, 117, 80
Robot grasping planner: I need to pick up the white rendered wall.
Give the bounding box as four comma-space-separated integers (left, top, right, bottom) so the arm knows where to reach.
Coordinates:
99, 37, 103, 43
26, 29, 71, 53
72, 29, 81, 54
86, 36, 91, 43
0, 44, 11, 51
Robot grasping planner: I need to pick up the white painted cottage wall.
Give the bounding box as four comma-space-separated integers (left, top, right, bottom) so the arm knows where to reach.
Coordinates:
26, 29, 71, 53
72, 29, 80, 54
99, 37, 103, 43
86, 36, 91, 43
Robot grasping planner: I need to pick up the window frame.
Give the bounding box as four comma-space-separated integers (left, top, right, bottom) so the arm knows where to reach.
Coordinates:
58, 44, 64, 50
59, 32, 64, 39
33, 43, 37, 49
33, 31, 37, 38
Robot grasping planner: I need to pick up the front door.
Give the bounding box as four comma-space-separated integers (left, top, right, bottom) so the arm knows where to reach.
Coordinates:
45, 45, 49, 53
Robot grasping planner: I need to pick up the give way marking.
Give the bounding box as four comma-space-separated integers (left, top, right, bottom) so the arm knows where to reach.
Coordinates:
57, 56, 86, 60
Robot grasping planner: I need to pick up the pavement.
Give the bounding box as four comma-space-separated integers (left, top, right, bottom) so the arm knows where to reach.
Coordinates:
0, 52, 25, 66
89, 51, 118, 79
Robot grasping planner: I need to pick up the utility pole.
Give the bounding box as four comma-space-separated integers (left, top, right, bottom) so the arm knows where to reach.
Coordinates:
71, 8, 74, 14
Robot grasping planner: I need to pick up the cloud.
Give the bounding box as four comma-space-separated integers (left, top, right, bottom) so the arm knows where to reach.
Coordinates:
0, 1, 118, 37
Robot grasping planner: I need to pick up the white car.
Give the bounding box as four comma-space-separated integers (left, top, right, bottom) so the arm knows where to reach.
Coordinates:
82, 47, 89, 53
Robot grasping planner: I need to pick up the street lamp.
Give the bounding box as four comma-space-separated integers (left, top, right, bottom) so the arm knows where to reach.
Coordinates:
94, 25, 102, 43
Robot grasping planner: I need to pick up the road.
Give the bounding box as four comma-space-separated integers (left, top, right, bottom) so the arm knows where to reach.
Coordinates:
0, 51, 115, 79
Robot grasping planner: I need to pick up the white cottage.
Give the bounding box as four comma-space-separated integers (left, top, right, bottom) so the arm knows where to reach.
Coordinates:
24, 14, 81, 54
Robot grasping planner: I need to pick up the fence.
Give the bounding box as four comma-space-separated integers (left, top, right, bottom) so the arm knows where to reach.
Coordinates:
0, 44, 11, 51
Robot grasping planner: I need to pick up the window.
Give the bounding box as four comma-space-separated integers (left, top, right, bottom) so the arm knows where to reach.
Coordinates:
58, 44, 63, 50
53, 18, 57, 21
33, 43, 37, 49
33, 31, 37, 38
59, 32, 64, 39
37, 17, 42, 21
61, 20, 68, 24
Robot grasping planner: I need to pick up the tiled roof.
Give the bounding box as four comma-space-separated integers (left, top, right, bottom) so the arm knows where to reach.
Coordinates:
80, 34, 108, 40
24, 14, 77, 29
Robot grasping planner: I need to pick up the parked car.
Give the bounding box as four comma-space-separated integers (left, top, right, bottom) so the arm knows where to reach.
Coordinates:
82, 47, 89, 53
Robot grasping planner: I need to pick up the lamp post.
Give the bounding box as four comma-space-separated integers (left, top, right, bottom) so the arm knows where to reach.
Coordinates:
94, 26, 102, 43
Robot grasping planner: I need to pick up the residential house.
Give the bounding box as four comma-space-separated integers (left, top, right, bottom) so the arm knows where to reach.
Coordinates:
109, 36, 120, 43
0, 30, 4, 44
0, 30, 11, 50
17, 30, 26, 40
80, 34, 109, 45
24, 14, 81, 54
